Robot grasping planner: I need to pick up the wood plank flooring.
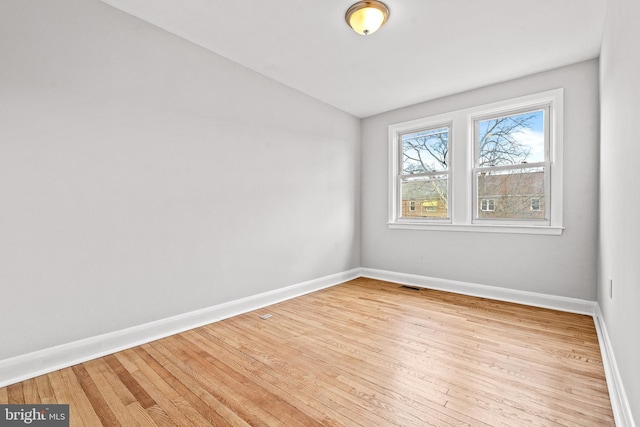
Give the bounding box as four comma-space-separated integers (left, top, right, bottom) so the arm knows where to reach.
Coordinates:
0, 278, 614, 426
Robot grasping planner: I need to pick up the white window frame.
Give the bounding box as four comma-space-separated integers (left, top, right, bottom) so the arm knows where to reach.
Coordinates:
388, 89, 563, 235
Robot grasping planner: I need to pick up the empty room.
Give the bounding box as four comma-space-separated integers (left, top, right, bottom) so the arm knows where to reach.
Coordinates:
0, 0, 638, 426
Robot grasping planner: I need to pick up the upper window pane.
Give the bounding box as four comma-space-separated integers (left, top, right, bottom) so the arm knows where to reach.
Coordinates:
401, 127, 449, 174
477, 110, 545, 167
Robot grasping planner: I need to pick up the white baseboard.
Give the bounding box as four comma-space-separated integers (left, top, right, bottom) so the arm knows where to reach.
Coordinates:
361, 267, 597, 315
593, 305, 637, 427
0, 268, 360, 388
2, 266, 634, 427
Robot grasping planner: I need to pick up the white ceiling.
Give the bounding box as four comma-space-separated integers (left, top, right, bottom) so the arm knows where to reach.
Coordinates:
100, 0, 607, 118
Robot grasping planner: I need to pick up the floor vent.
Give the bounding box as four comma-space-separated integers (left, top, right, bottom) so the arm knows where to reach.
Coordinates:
400, 285, 422, 291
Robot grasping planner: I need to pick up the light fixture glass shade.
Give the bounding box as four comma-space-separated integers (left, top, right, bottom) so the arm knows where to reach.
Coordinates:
345, 1, 390, 35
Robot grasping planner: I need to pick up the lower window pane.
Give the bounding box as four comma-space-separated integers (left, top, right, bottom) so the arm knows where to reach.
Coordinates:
401, 175, 448, 219
477, 167, 545, 220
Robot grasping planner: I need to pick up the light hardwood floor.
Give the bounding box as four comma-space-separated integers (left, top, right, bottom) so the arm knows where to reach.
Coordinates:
0, 278, 614, 426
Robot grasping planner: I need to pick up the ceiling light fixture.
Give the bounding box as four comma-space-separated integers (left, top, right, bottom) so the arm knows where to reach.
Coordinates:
345, 1, 390, 36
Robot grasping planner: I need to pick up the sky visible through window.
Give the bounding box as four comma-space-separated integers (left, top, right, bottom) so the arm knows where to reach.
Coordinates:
477, 110, 545, 165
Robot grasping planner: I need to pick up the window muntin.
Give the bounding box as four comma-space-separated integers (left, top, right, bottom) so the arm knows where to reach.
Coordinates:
398, 125, 451, 220
388, 89, 563, 235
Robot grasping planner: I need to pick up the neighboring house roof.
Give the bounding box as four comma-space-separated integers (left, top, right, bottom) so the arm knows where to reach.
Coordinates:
402, 171, 544, 201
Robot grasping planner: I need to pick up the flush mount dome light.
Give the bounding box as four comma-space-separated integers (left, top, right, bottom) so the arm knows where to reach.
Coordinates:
345, 1, 390, 36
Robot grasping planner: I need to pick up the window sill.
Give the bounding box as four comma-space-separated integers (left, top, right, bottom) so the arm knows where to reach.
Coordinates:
388, 222, 564, 235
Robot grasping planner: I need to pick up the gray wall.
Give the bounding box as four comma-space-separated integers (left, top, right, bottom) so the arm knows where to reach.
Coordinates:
361, 60, 600, 300
599, 0, 640, 422
0, 0, 360, 360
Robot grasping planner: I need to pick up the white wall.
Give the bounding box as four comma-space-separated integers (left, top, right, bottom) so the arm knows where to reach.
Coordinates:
599, 0, 640, 422
361, 60, 600, 300
0, 0, 360, 360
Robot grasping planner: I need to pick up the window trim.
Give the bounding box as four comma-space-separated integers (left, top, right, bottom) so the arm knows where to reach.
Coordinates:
388, 89, 564, 235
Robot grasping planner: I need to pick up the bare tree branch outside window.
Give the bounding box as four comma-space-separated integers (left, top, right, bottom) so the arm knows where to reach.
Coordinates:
477, 114, 536, 167
402, 127, 448, 174
399, 110, 546, 220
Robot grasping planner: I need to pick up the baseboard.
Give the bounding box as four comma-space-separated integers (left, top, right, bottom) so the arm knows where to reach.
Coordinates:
0, 268, 360, 388
593, 305, 637, 427
3, 266, 634, 427
361, 267, 597, 315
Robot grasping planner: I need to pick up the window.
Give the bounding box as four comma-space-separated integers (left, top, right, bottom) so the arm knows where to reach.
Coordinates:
531, 198, 541, 212
480, 199, 495, 212
423, 200, 438, 212
398, 125, 450, 220
388, 89, 563, 235
474, 108, 548, 222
